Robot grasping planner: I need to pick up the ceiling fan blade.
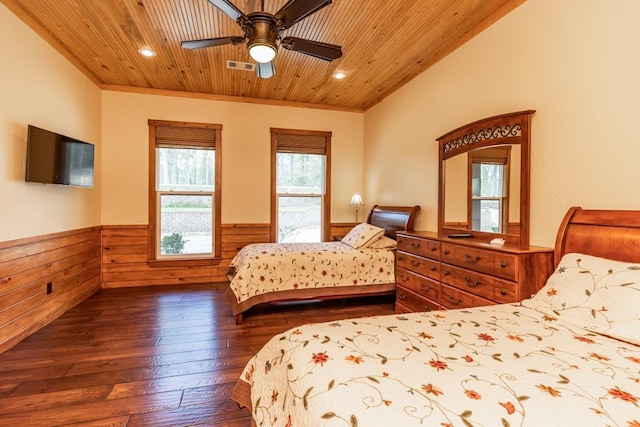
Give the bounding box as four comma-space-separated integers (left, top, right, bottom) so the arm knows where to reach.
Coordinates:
274, 0, 332, 29
207, 0, 247, 22
281, 37, 342, 61
256, 61, 276, 79
180, 36, 244, 49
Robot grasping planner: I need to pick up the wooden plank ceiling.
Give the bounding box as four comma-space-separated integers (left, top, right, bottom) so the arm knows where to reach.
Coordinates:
2, 0, 525, 111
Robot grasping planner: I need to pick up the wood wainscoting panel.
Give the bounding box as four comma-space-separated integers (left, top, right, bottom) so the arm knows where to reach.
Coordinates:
0, 227, 102, 354
102, 224, 271, 289
220, 224, 272, 260
330, 222, 356, 240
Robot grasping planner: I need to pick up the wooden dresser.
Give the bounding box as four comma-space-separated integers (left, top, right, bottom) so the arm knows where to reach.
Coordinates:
395, 231, 554, 313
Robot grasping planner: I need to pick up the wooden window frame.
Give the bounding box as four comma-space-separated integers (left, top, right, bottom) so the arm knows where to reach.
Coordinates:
148, 120, 222, 267
270, 128, 331, 242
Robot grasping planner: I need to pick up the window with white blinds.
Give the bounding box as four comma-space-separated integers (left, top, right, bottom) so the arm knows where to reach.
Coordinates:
271, 128, 331, 242
148, 120, 222, 261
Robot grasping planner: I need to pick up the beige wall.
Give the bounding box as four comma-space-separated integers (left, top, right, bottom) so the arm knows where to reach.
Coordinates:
101, 91, 364, 225
0, 4, 102, 242
364, 0, 640, 246
5, 0, 640, 248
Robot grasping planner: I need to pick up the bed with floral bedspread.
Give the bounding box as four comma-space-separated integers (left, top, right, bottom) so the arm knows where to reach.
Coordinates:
231, 208, 640, 426
225, 205, 420, 323
227, 241, 395, 304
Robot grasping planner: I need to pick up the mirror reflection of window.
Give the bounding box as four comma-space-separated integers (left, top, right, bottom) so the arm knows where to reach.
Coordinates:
468, 147, 511, 233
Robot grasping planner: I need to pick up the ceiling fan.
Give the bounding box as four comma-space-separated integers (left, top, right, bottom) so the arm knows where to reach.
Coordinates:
180, 0, 343, 79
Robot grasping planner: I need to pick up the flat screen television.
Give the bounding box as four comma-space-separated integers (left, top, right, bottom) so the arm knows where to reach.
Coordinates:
25, 125, 95, 188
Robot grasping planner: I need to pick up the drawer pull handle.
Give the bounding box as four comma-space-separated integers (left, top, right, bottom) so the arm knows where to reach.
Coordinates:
410, 243, 421, 249
421, 284, 432, 292
401, 275, 409, 282
444, 250, 450, 255
501, 261, 507, 268
443, 271, 450, 276
410, 260, 421, 267
500, 289, 507, 296
430, 246, 437, 252
465, 254, 481, 263
430, 266, 436, 271
424, 305, 432, 311
464, 277, 481, 288
448, 295, 462, 305
398, 293, 407, 300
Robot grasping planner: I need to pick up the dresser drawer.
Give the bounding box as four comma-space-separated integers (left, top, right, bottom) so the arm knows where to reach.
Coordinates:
441, 243, 517, 281
396, 268, 441, 301
442, 264, 518, 303
440, 264, 518, 303
396, 286, 440, 312
402, 253, 440, 280
395, 301, 413, 314
440, 284, 495, 309
493, 280, 518, 303
396, 251, 406, 269
397, 235, 441, 260
439, 264, 495, 300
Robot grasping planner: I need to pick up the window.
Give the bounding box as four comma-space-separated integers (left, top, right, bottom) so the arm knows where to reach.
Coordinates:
148, 120, 222, 263
271, 128, 331, 242
468, 146, 510, 233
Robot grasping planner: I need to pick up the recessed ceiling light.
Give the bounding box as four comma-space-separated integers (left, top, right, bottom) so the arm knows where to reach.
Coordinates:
333, 71, 346, 80
138, 47, 156, 57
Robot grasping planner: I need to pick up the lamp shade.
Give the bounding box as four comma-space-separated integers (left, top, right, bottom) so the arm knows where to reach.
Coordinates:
350, 193, 364, 207
248, 43, 276, 63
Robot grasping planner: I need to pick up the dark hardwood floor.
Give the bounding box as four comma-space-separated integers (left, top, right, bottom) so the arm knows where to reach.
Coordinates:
0, 283, 395, 426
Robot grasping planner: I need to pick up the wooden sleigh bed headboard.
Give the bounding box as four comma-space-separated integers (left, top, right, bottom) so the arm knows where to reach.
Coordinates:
555, 206, 640, 266
367, 205, 421, 239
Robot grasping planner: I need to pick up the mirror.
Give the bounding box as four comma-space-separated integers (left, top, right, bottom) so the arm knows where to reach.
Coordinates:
444, 146, 520, 233
437, 111, 534, 246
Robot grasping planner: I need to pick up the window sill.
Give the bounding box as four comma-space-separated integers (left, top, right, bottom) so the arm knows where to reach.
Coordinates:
147, 257, 222, 268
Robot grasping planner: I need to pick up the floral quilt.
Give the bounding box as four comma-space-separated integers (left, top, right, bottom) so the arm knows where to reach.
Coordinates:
236, 304, 640, 426
228, 242, 395, 304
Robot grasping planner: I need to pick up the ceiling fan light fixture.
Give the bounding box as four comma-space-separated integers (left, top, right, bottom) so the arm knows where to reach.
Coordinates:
180, 1, 343, 78
247, 14, 278, 63
248, 43, 277, 63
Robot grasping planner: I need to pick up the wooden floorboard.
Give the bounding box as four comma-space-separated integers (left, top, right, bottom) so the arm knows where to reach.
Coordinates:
0, 283, 395, 426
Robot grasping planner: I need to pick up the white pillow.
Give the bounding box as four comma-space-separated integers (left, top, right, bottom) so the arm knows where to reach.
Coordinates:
341, 223, 385, 249
367, 235, 397, 250
522, 253, 640, 345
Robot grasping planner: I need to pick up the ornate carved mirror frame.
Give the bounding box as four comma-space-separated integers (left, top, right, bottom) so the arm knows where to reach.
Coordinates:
437, 110, 535, 246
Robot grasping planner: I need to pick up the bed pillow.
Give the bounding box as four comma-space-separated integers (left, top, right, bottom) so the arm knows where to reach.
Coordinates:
521, 252, 640, 345
367, 235, 397, 250
341, 223, 385, 249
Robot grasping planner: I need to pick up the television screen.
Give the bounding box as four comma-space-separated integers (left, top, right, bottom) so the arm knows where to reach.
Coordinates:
26, 125, 94, 187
